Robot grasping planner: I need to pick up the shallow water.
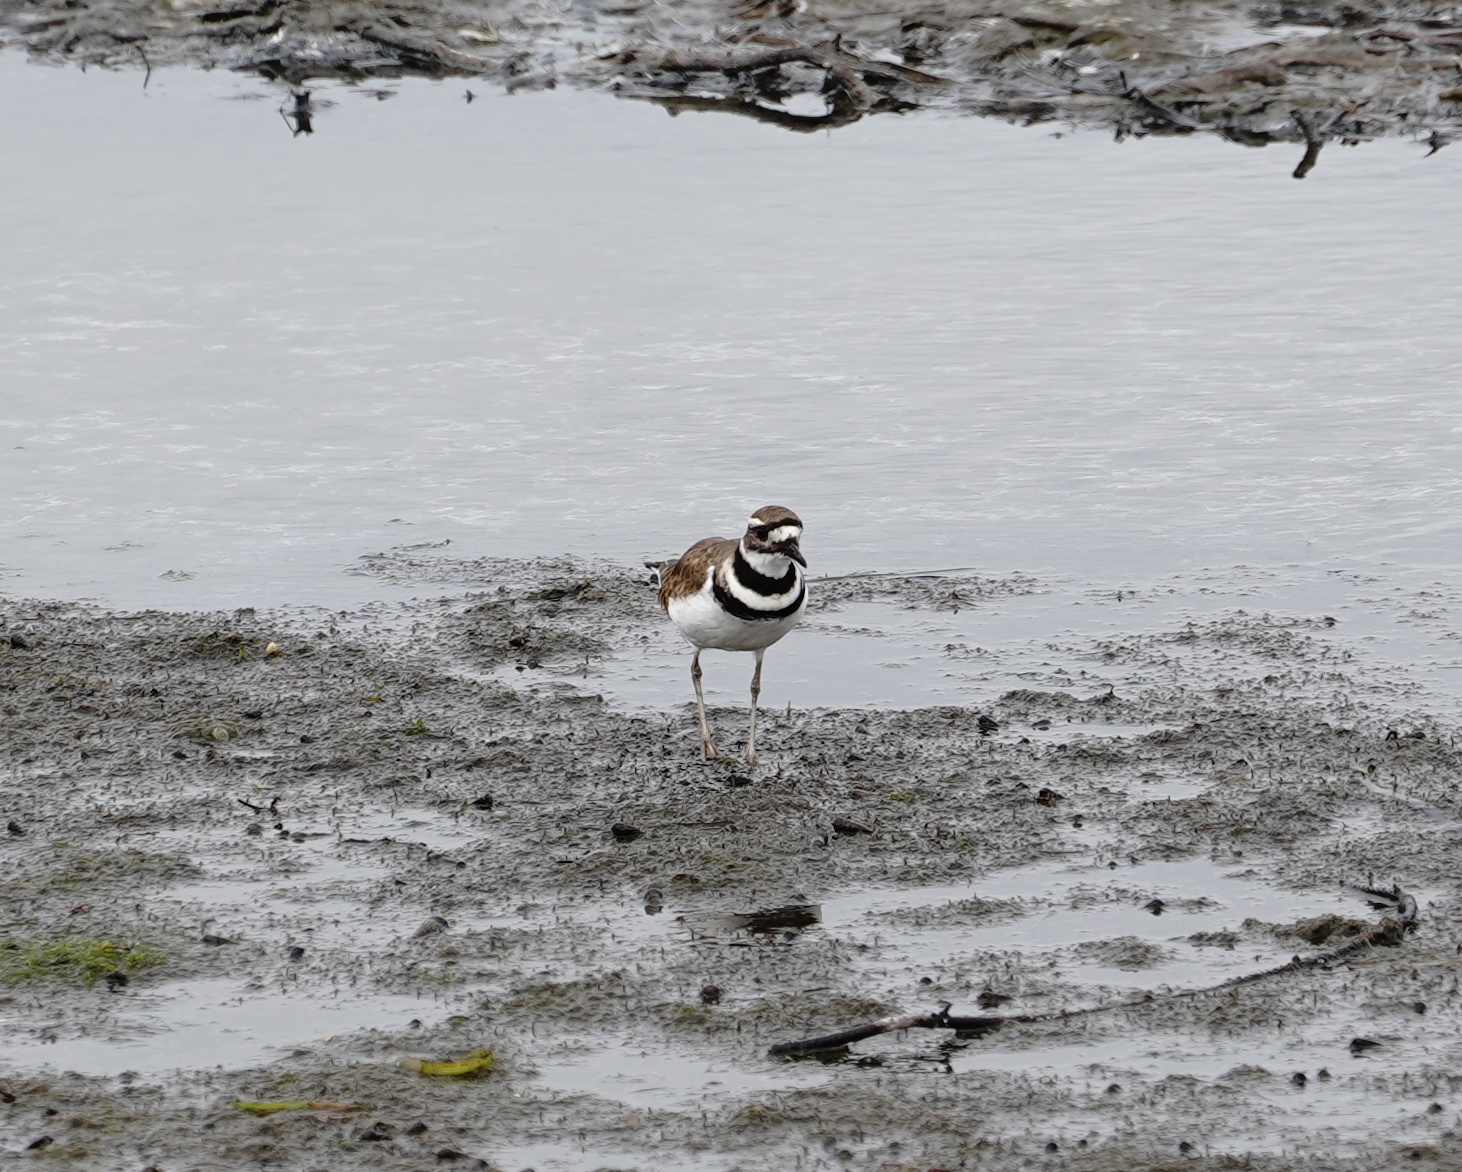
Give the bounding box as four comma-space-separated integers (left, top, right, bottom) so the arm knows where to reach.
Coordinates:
550, 858, 1452, 1155
5, 57, 1462, 614
819, 857, 1405, 991
572, 564, 1462, 717
0, 976, 428, 1076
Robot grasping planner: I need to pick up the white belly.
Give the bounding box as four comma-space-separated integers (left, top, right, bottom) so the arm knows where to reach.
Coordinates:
667, 580, 806, 652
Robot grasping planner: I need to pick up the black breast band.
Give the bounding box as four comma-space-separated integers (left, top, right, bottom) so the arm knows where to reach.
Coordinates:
713, 577, 806, 622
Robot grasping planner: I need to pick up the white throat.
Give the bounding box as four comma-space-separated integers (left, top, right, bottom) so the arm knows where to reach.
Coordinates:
740, 542, 795, 578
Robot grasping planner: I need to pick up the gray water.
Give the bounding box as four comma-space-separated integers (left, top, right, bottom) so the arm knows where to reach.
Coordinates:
5, 57, 1462, 614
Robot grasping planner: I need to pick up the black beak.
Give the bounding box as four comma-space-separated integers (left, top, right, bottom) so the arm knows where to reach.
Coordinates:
782, 540, 807, 568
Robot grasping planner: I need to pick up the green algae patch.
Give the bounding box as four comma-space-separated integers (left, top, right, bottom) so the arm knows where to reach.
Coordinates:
401, 1049, 495, 1078
0, 937, 165, 987
234, 1100, 365, 1114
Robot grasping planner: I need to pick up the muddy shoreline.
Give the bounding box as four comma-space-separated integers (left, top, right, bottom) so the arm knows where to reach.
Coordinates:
6, 0, 1462, 171
2, 558, 1461, 1169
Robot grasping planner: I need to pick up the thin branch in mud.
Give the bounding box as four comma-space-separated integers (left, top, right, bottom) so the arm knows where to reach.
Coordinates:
1293, 110, 1324, 178
1122, 85, 1202, 132
659, 44, 876, 117
135, 42, 151, 87
637, 93, 864, 133
769, 1006, 1014, 1057
769, 886, 1419, 1058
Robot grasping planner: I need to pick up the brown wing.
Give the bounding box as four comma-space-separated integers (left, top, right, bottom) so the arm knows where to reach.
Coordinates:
656, 537, 735, 611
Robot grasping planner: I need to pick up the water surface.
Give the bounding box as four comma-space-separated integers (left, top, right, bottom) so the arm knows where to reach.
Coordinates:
4, 58, 1462, 612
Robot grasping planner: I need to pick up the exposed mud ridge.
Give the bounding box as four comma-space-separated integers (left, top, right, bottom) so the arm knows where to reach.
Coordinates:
3, 561, 1462, 1169
6, 0, 1462, 167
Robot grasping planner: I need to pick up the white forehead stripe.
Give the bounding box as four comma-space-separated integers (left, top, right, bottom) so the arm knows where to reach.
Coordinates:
766, 525, 799, 543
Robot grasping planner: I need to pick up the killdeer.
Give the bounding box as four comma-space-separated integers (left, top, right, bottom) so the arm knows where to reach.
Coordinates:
649, 506, 807, 767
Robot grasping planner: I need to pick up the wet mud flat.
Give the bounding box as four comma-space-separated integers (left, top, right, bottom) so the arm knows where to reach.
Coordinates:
3, 559, 1462, 1170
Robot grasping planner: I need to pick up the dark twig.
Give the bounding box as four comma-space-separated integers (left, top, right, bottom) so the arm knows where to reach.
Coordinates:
770, 1005, 1022, 1057
769, 886, 1418, 1058
1293, 110, 1324, 178
1123, 85, 1202, 131
637, 92, 865, 132
660, 44, 877, 115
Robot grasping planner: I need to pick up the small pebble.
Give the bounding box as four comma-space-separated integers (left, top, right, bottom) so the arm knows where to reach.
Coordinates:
1291, 1071, 1307, 1087
1350, 1037, 1380, 1054
469, 793, 494, 810
610, 823, 642, 843
413, 916, 450, 937
726, 774, 753, 788
405, 1121, 428, 1135
1035, 787, 1064, 806
287, 945, 305, 961
831, 817, 872, 836
699, 984, 722, 1005
6, 820, 23, 836
9, 633, 29, 649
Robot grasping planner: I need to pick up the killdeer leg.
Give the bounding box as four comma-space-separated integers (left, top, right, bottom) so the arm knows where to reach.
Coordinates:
691, 649, 718, 759
657, 506, 807, 765
746, 647, 765, 767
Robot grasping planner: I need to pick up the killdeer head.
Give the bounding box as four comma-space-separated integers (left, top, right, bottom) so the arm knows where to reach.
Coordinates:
742, 505, 806, 571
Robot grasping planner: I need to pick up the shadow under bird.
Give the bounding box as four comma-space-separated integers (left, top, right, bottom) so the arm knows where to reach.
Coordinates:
649, 505, 807, 766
